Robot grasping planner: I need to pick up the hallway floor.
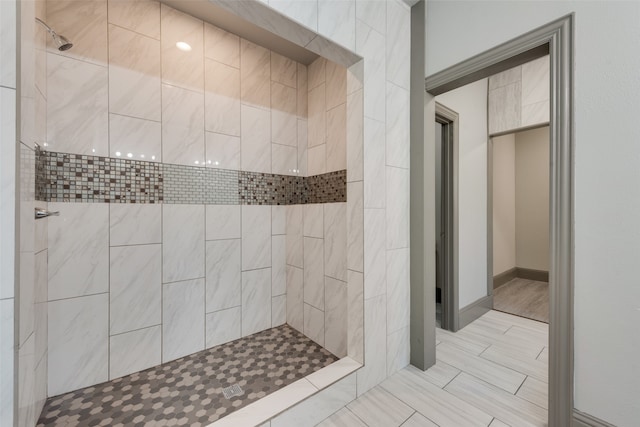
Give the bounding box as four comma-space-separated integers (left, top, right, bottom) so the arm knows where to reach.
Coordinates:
37, 325, 337, 427
493, 278, 549, 323
318, 310, 548, 427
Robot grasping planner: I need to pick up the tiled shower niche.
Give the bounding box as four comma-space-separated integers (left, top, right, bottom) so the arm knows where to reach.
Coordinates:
36, 1, 363, 418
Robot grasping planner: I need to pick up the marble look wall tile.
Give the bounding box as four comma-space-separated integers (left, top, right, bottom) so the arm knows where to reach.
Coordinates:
242, 205, 271, 270
325, 277, 347, 357
205, 59, 240, 136
327, 103, 347, 172
162, 84, 205, 166
205, 239, 241, 313
205, 307, 241, 348
387, 326, 409, 376
385, 0, 410, 90
318, 0, 356, 51
355, 20, 385, 122
385, 83, 409, 169
297, 63, 308, 118
304, 237, 325, 310
161, 5, 204, 92
308, 57, 326, 91
356, 294, 386, 395
488, 65, 521, 90
241, 268, 272, 336
326, 61, 347, 110
488, 81, 521, 135
0, 299, 14, 426
109, 114, 161, 162
34, 251, 47, 362
0, 88, 15, 300
205, 132, 240, 170
355, 0, 386, 35
522, 100, 550, 127
271, 52, 297, 88
241, 39, 270, 108
347, 270, 364, 363
48, 293, 108, 396
204, 23, 240, 68
363, 208, 385, 299
304, 204, 324, 238
308, 144, 327, 176
162, 278, 205, 362
303, 303, 324, 346
272, 144, 297, 175
18, 334, 35, 427
297, 119, 308, 176
19, 253, 34, 347
162, 205, 205, 283
206, 205, 241, 240
308, 83, 326, 148
110, 204, 161, 246
272, 206, 286, 235
324, 203, 347, 281
346, 60, 363, 95
46, 0, 107, 65
109, 325, 161, 379
48, 203, 109, 300
0, 0, 16, 88
347, 181, 364, 272
108, 24, 161, 121
272, 235, 286, 296
47, 53, 108, 156
521, 56, 549, 106
386, 167, 409, 250
241, 104, 271, 173
286, 205, 303, 268
347, 90, 363, 182
271, 82, 297, 147
269, 0, 319, 32
34, 203, 48, 254
386, 248, 409, 333
110, 244, 161, 335
363, 117, 385, 208
286, 265, 304, 332
272, 295, 286, 327
108, 0, 160, 39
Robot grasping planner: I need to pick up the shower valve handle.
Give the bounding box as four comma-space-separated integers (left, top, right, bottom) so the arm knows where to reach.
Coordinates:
35, 207, 60, 219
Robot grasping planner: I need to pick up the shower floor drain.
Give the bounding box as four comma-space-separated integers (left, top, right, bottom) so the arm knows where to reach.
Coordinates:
222, 384, 244, 399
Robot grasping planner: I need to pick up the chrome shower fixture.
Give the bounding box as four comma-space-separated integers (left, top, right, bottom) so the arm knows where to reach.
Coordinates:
35, 17, 73, 51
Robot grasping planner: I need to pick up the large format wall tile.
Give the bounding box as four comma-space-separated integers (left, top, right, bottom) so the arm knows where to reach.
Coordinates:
357, 294, 386, 395
205, 205, 241, 240
240, 39, 270, 108
318, 0, 355, 52
386, 248, 409, 334
241, 268, 272, 336
385, 0, 410, 90
108, 24, 161, 121
304, 204, 324, 238
326, 103, 347, 172
385, 83, 410, 169
272, 205, 286, 236
272, 235, 286, 296
48, 293, 108, 396
110, 325, 161, 380
242, 206, 271, 270
386, 167, 409, 250
204, 24, 239, 68
110, 204, 161, 246
205, 59, 240, 136
0, 88, 15, 300
297, 63, 308, 118
286, 266, 303, 332
303, 303, 324, 346
325, 277, 347, 357
363, 208, 385, 299
387, 326, 409, 376
108, 0, 161, 40
0, 299, 14, 426
347, 181, 364, 272
271, 52, 297, 88
48, 203, 109, 300
269, 0, 319, 32
355, 20, 385, 123
160, 5, 204, 92
326, 61, 347, 110
205, 239, 241, 313
162, 205, 205, 283
272, 294, 286, 327
308, 144, 327, 176
206, 132, 240, 170
355, 0, 386, 35
241, 104, 271, 173
271, 82, 297, 147
110, 244, 161, 335
272, 144, 297, 175
347, 270, 364, 363
308, 83, 326, 148
206, 307, 241, 348
286, 205, 303, 268
109, 114, 161, 163
0, 0, 16, 88
363, 117, 385, 208
324, 203, 347, 281
162, 278, 205, 362
47, 53, 108, 156
161, 84, 205, 167
304, 237, 324, 310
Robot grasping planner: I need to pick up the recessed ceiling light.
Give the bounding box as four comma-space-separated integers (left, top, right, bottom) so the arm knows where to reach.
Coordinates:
176, 41, 192, 52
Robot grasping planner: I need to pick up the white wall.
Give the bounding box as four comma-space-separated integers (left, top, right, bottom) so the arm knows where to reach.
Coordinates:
515, 127, 549, 272
492, 133, 516, 276
435, 79, 488, 309
428, 2, 640, 425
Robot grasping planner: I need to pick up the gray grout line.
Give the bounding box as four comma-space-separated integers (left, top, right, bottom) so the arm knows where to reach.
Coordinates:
109, 323, 162, 339
47, 291, 109, 304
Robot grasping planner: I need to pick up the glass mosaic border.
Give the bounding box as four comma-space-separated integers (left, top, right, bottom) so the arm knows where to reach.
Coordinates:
36, 150, 346, 205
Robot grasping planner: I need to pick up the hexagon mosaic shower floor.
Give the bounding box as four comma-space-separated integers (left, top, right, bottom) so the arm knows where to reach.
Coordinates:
37, 325, 338, 427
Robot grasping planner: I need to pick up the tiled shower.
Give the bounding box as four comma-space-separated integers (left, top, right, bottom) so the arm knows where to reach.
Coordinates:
9, 0, 366, 424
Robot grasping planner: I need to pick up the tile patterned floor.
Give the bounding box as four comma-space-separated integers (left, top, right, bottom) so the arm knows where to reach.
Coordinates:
37, 325, 338, 427
494, 278, 549, 323
315, 310, 549, 427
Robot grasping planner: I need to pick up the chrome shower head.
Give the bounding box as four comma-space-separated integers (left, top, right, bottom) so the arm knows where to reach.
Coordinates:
35, 17, 73, 51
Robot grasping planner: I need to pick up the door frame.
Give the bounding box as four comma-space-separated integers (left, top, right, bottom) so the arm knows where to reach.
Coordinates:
422, 14, 574, 427
435, 103, 459, 332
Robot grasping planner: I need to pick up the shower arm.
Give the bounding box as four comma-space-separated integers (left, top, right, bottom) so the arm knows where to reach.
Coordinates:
35, 17, 58, 37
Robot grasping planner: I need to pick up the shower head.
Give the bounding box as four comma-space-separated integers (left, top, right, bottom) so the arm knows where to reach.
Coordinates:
35, 17, 73, 51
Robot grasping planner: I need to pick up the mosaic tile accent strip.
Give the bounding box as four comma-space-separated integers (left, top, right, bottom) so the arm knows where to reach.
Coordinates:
36, 325, 338, 427
36, 150, 346, 205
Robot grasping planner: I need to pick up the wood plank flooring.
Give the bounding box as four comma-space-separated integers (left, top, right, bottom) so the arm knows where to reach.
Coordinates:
317, 310, 549, 427
493, 278, 549, 323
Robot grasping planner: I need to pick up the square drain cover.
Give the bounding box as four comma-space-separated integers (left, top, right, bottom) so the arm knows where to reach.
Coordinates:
222, 384, 244, 399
